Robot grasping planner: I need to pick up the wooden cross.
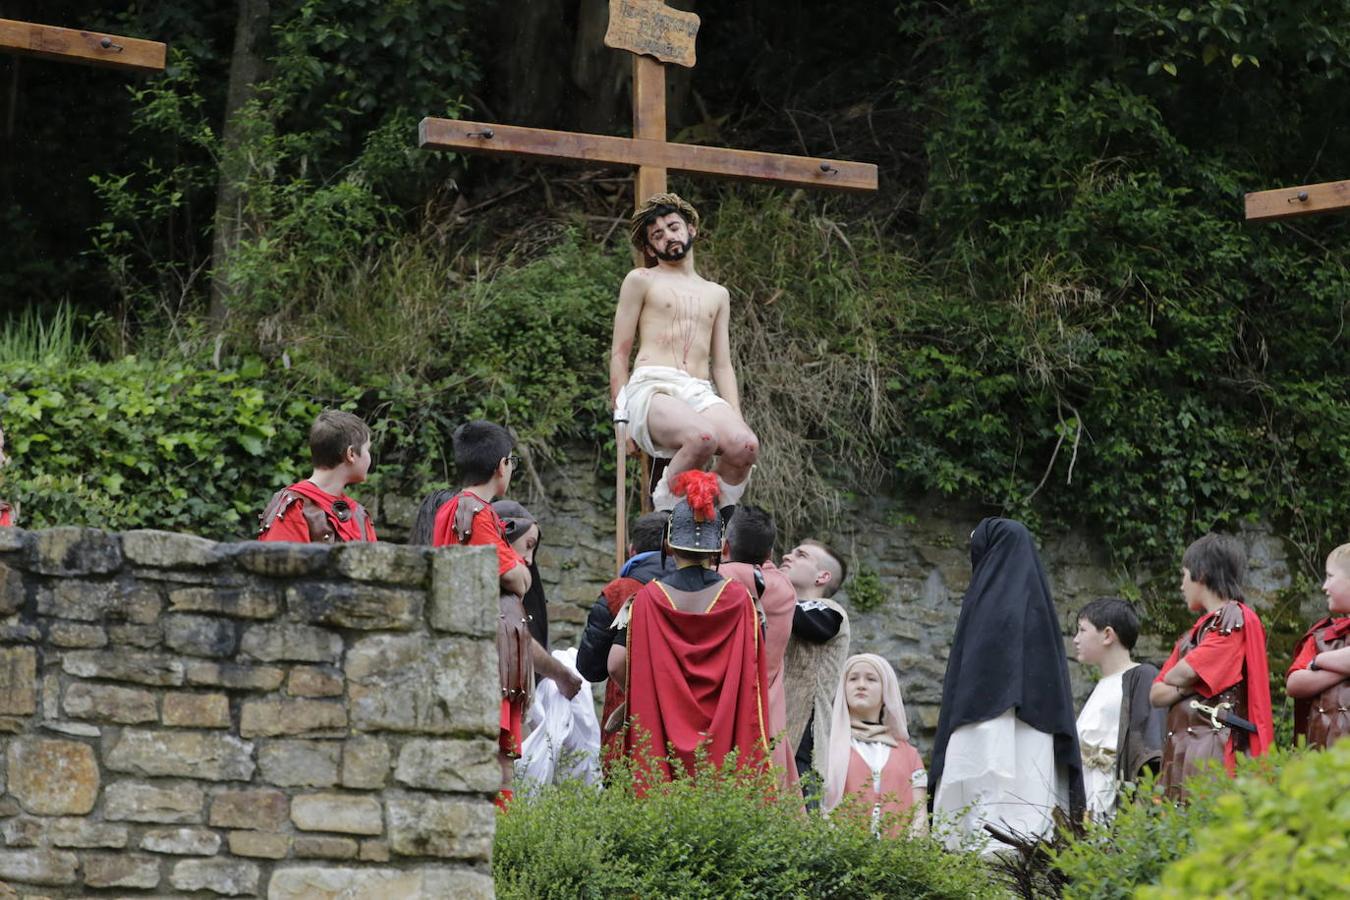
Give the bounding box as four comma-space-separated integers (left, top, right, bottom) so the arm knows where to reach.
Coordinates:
418, 0, 878, 569
1245, 180, 1350, 221
0, 18, 165, 72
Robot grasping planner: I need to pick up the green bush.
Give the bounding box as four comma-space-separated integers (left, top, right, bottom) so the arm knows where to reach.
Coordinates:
495, 761, 1003, 900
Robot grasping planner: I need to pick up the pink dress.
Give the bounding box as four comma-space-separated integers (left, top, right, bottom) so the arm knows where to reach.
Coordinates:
842, 740, 926, 837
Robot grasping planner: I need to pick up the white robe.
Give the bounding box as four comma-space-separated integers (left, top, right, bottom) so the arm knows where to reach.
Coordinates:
933, 709, 1069, 854
1076, 666, 1134, 819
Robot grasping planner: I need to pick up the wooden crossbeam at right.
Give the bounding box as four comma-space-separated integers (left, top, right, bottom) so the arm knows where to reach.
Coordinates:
1245, 180, 1350, 222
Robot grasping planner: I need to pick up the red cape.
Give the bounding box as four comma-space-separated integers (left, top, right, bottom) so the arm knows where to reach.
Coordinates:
599, 575, 644, 772
0, 501, 11, 528
1237, 603, 1275, 761
623, 577, 768, 787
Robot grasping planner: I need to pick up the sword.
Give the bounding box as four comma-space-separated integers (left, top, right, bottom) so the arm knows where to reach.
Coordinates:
1189, 699, 1258, 734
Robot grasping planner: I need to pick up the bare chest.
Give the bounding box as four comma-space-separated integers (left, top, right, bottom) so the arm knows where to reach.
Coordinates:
639, 279, 721, 330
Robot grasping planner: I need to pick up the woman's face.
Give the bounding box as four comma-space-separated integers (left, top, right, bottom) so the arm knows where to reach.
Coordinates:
511, 523, 539, 567
845, 664, 883, 721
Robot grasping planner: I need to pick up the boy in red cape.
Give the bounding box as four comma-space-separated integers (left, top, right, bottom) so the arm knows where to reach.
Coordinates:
1286, 542, 1350, 749
258, 410, 376, 543
609, 470, 769, 788
1150, 533, 1273, 799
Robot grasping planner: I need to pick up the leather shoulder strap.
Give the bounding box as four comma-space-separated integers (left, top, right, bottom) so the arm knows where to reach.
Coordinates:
349, 502, 373, 543
452, 492, 487, 544
258, 489, 302, 537
299, 499, 337, 544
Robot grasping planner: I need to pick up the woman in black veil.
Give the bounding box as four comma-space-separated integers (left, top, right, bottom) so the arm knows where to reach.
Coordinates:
929, 517, 1085, 853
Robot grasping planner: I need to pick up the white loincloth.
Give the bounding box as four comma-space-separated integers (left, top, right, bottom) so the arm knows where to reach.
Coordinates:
615, 365, 728, 458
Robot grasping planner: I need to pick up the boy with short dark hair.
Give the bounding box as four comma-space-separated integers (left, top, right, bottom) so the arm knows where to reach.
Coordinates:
1073, 597, 1164, 817
258, 410, 375, 543
1149, 534, 1273, 799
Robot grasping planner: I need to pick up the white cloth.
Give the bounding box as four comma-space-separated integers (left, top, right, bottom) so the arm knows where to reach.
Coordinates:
515, 648, 600, 794
615, 365, 728, 458
1076, 666, 1133, 819
932, 709, 1069, 855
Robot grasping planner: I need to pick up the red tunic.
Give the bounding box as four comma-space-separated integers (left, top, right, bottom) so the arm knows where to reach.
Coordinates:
430, 490, 527, 757
1287, 616, 1350, 749
623, 578, 769, 789
258, 481, 376, 543
840, 741, 925, 838
1155, 603, 1273, 782
598, 575, 644, 772
0, 502, 11, 528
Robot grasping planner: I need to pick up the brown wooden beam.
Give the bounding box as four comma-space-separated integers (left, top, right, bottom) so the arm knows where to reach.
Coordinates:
1245, 180, 1350, 222
0, 18, 165, 73
420, 117, 879, 193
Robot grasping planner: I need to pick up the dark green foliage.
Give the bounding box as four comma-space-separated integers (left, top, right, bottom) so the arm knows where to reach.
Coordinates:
494, 762, 1003, 900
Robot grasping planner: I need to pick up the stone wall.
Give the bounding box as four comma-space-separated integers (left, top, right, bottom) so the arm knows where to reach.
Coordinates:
378, 449, 1310, 755
0, 526, 499, 899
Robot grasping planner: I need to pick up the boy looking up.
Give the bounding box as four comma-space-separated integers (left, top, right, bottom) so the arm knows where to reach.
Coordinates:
1072, 597, 1164, 818
1149, 534, 1273, 799
258, 410, 376, 543
1286, 543, 1350, 749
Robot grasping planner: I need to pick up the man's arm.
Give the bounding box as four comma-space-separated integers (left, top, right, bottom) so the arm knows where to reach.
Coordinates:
708, 286, 739, 413
1314, 645, 1350, 674
1286, 667, 1346, 698
607, 644, 628, 691
531, 640, 582, 699
500, 561, 531, 598
575, 596, 618, 683
1149, 679, 1189, 708
610, 270, 649, 407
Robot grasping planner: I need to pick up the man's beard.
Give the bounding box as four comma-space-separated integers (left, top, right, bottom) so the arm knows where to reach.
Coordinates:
657, 239, 690, 261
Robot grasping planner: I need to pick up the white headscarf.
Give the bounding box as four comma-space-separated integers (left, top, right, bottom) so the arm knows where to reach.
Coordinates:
822, 653, 910, 813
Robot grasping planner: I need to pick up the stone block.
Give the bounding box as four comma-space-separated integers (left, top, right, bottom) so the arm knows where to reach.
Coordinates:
107, 730, 255, 782
1, 816, 40, 846
358, 840, 390, 862
229, 829, 291, 859
171, 858, 260, 897
293, 835, 359, 859
285, 582, 424, 631
169, 585, 281, 619
0, 797, 18, 817
38, 719, 101, 738
0, 647, 36, 715
387, 795, 493, 860
63, 682, 158, 724
428, 546, 498, 637
341, 737, 390, 790
0, 526, 25, 551
235, 541, 330, 577
83, 853, 161, 889
291, 793, 383, 835
0, 561, 25, 615
7, 738, 99, 815
346, 634, 497, 735
259, 740, 340, 787
29, 527, 121, 576
0, 622, 39, 642
394, 738, 498, 793
332, 542, 429, 585
38, 579, 160, 622
186, 660, 285, 692
61, 650, 184, 686
141, 826, 223, 856
162, 691, 231, 728
46, 620, 108, 648
105, 780, 205, 823
241, 699, 346, 738
0, 849, 79, 886
109, 621, 163, 648
268, 866, 493, 900
164, 613, 239, 658
209, 789, 288, 831
287, 666, 343, 698
122, 529, 228, 568
240, 623, 342, 664
47, 817, 128, 849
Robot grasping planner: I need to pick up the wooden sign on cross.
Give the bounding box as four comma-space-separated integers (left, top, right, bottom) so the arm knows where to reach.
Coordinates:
1245, 179, 1350, 221
417, 0, 879, 569
0, 17, 165, 72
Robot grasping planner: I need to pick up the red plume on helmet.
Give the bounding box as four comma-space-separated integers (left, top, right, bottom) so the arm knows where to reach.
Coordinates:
671, 470, 720, 522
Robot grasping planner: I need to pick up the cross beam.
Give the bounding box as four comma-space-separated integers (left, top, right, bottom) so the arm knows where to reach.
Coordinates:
1245, 180, 1350, 222
418, 117, 878, 193
0, 18, 165, 73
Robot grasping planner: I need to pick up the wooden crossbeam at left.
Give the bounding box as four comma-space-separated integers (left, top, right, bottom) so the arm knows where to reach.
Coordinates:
1244, 179, 1350, 222
0, 18, 166, 73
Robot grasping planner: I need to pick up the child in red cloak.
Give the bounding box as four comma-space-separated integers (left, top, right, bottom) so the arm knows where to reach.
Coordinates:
1286, 542, 1350, 749
1149, 534, 1273, 799
257, 410, 376, 543
0, 420, 13, 527
609, 470, 769, 790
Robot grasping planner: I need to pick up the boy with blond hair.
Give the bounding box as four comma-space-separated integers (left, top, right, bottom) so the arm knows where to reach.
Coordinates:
258, 410, 375, 543
1286, 542, 1350, 749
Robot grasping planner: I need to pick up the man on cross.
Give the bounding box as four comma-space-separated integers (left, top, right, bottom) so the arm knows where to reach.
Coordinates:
610, 193, 758, 511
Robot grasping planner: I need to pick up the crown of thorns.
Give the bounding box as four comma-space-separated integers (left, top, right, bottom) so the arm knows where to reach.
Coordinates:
630, 193, 701, 251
